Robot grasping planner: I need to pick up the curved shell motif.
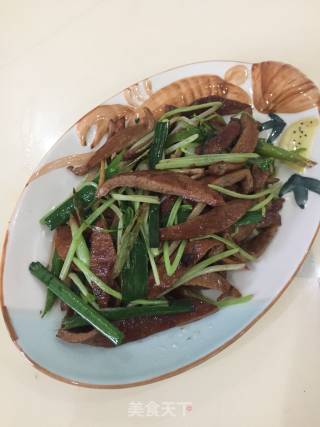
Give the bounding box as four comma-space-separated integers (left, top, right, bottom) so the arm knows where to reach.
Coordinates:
141, 74, 251, 119
76, 104, 137, 147
252, 61, 320, 113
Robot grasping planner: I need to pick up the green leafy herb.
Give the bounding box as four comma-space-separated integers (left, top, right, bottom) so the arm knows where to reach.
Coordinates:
236, 211, 263, 226
121, 235, 148, 304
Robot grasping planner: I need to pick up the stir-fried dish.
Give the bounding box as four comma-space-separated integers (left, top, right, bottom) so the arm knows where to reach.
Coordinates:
29, 94, 320, 347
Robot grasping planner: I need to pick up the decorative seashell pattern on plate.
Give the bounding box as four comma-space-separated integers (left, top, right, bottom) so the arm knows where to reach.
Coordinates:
252, 61, 320, 113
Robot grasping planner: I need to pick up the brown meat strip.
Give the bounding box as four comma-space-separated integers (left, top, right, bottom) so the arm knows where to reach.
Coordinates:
97, 171, 225, 206
258, 198, 284, 228
204, 169, 253, 194
160, 200, 254, 241
182, 239, 225, 266
202, 119, 241, 154
192, 96, 252, 115
232, 224, 256, 243
232, 113, 259, 153
243, 226, 279, 258
90, 218, 116, 308
54, 225, 72, 260
57, 299, 217, 347
252, 165, 270, 192
187, 272, 232, 292
71, 110, 154, 175
207, 162, 245, 176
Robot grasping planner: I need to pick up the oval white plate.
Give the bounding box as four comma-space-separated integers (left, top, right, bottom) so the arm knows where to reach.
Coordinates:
1, 60, 320, 388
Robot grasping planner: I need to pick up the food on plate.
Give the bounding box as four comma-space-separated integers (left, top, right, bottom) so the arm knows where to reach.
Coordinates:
29, 76, 319, 348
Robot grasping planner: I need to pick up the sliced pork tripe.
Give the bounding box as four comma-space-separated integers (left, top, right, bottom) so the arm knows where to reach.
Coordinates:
187, 272, 241, 298
201, 169, 254, 194
207, 161, 245, 176
89, 218, 117, 308
54, 225, 72, 260
232, 113, 259, 153
71, 109, 154, 176
160, 199, 254, 241
201, 119, 241, 154
97, 171, 225, 206
182, 239, 224, 266
191, 95, 252, 115
243, 225, 279, 258
57, 300, 217, 347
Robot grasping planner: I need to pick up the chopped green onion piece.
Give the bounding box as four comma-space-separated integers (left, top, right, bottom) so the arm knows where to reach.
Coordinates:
40, 183, 97, 230
69, 216, 90, 267
109, 204, 123, 253
165, 134, 199, 154
128, 299, 169, 307
156, 153, 259, 169
59, 198, 114, 280
161, 101, 222, 120
249, 192, 276, 212
141, 227, 161, 285
148, 120, 170, 169
111, 193, 160, 204
215, 294, 253, 308
236, 211, 263, 226
106, 152, 123, 178
256, 139, 316, 168
62, 299, 194, 329
113, 205, 147, 278
148, 205, 160, 249
163, 198, 187, 276
208, 183, 279, 199
121, 235, 148, 304
193, 263, 245, 277
68, 273, 100, 309
73, 257, 122, 300
166, 126, 199, 146
129, 131, 154, 152
42, 250, 63, 317
29, 262, 123, 345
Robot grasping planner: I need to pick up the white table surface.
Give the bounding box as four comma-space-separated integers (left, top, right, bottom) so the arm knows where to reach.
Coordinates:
1, 1, 320, 425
